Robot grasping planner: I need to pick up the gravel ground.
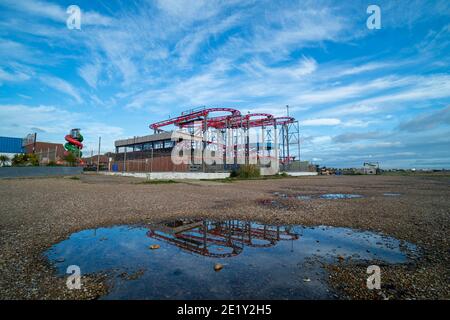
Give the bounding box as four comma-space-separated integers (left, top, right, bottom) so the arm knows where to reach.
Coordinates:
0, 173, 448, 299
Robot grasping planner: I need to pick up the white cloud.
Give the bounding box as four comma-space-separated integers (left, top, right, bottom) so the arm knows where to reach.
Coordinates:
326, 104, 380, 117
312, 136, 332, 144
0, 104, 79, 136
341, 119, 372, 128
302, 118, 341, 126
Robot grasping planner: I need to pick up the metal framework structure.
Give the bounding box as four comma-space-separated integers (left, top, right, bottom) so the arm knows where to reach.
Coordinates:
147, 219, 299, 258
149, 107, 300, 169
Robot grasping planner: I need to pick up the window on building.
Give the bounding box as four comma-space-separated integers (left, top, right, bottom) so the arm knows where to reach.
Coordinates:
154, 141, 163, 149
143, 143, 153, 150
164, 140, 175, 148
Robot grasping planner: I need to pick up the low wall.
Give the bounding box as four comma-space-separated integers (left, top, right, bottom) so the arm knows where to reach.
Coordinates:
285, 171, 318, 176
0, 166, 83, 178
102, 171, 230, 180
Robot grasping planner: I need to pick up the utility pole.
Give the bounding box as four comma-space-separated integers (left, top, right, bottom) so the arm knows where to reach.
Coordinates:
297, 122, 301, 163
32, 132, 37, 154
97, 136, 101, 173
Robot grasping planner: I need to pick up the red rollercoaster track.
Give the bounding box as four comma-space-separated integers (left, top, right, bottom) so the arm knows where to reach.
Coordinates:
149, 107, 295, 131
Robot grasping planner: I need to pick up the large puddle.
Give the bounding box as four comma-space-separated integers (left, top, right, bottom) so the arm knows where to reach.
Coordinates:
45, 219, 417, 299
273, 192, 364, 200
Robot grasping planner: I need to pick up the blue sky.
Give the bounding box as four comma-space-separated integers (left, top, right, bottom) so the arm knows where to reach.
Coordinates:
0, 0, 449, 168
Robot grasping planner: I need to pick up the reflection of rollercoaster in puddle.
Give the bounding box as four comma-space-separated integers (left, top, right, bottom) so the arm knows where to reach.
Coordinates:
147, 219, 299, 258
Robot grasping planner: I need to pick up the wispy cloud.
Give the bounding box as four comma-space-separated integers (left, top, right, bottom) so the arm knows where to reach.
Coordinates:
0, 67, 31, 83
333, 131, 387, 143
0, 0, 114, 25
399, 106, 450, 132
40, 76, 83, 104
78, 62, 101, 89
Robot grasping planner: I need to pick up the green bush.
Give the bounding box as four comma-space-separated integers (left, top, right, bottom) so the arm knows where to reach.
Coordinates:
236, 164, 260, 179
230, 169, 238, 178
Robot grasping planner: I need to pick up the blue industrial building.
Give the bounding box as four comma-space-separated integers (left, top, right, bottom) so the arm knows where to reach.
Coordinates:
0, 137, 24, 166
0, 136, 24, 154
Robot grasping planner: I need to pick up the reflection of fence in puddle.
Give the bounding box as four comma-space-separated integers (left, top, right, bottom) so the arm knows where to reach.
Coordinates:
147, 219, 299, 258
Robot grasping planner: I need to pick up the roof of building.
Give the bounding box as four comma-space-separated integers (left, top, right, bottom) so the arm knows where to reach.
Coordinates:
0, 136, 24, 154
115, 131, 173, 147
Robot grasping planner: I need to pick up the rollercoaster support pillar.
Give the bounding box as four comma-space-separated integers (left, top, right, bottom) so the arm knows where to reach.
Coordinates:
274, 123, 279, 173
222, 129, 226, 172
202, 115, 207, 172
233, 128, 237, 170
285, 124, 290, 167
245, 126, 249, 166
281, 125, 285, 171
190, 126, 195, 166
260, 126, 265, 166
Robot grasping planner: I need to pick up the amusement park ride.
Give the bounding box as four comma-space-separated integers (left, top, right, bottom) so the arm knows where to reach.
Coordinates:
64, 128, 84, 161
147, 219, 300, 258
148, 106, 301, 166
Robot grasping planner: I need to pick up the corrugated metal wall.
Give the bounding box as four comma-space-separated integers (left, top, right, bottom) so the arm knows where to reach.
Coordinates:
0, 137, 24, 154
0, 166, 83, 178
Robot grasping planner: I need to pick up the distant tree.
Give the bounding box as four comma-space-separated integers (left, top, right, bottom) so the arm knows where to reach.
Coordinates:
11, 154, 22, 166
29, 154, 39, 166
11, 153, 39, 166
0, 154, 10, 166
